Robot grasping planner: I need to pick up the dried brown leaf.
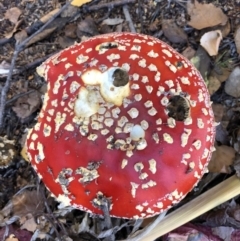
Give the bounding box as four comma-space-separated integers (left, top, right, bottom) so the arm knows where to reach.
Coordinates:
20, 214, 37, 232
14, 30, 28, 45
12, 91, 41, 121
208, 145, 235, 173
187, 1, 228, 30
1, 190, 44, 222
4, 19, 23, 39
162, 19, 187, 44
26, 27, 56, 46
234, 26, 240, 55
5, 7, 22, 24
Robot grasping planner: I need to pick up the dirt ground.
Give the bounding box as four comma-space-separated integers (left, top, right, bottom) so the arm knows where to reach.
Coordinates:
1, 0, 240, 240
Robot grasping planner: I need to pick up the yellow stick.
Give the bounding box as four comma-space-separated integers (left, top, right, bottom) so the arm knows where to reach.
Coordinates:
140, 175, 240, 241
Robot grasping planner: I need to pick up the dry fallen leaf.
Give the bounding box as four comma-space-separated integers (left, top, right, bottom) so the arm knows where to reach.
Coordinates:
200, 30, 222, 56
71, 0, 92, 7
187, 1, 228, 30
162, 19, 187, 44
12, 91, 42, 121
4, 19, 23, 39
14, 30, 28, 45
20, 214, 37, 232
234, 26, 240, 55
208, 145, 235, 173
5, 7, 22, 24
1, 190, 44, 218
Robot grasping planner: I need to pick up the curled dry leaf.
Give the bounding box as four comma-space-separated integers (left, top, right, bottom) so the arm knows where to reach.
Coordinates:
162, 19, 187, 44
208, 145, 235, 173
5, 7, 22, 24
234, 26, 240, 55
200, 30, 222, 56
225, 66, 240, 98
187, 1, 228, 30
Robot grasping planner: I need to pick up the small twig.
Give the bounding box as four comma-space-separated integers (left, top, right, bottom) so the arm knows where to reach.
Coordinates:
122, 5, 136, 33
5, 90, 36, 106
87, 0, 136, 11
0, 38, 11, 46
0, 2, 72, 128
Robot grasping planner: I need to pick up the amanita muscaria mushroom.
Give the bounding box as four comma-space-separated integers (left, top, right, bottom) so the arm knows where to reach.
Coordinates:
26, 32, 215, 219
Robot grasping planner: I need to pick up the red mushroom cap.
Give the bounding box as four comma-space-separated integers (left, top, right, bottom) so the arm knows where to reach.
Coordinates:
26, 32, 215, 219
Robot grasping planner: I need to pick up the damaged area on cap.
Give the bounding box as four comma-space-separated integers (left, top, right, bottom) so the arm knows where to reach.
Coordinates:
26, 32, 215, 219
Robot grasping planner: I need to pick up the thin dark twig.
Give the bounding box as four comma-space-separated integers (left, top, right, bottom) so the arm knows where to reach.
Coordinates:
6, 89, 36, 106
0, 38, 11, 46
0, 1, 72, 128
